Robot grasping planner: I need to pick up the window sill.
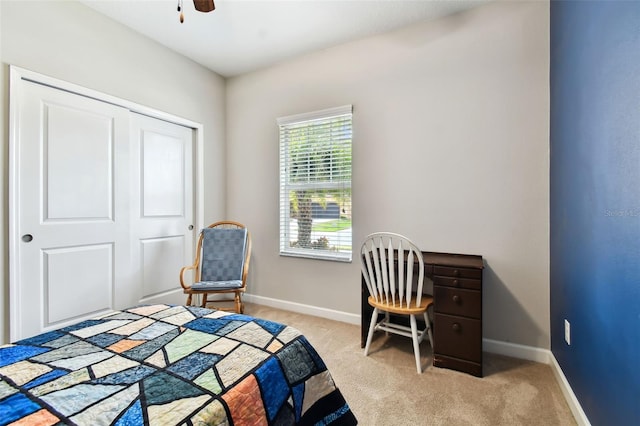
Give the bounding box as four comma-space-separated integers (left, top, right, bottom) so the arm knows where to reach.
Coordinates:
279, 250, 352, 263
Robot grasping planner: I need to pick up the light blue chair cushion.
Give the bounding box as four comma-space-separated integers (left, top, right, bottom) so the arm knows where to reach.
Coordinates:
191, 280, 243, 290
196, 228, 247, 289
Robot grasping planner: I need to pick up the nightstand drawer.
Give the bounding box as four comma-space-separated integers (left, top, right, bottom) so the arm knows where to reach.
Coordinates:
433, 275, 481, 291
434, 313, 481, 362
433, 266, 482, 279
434, 286, 481, 318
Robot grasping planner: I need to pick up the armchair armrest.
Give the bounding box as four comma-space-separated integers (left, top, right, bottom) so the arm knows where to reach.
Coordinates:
179, 264, 198, 289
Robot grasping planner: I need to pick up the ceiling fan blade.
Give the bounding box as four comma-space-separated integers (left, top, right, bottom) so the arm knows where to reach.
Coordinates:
193, 0, 215, 13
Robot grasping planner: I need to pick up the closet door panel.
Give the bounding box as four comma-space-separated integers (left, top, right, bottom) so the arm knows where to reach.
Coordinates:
13, 80, 130, 340
45, 104, 113, 220
130, 113, 194, 305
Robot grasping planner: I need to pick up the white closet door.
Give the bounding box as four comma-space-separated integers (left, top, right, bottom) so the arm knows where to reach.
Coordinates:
129, 113, 194, 306
13, 80, 131, 340
10, 73, 198, 341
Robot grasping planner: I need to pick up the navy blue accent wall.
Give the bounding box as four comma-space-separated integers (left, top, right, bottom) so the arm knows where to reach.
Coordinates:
550, 1, 640, 424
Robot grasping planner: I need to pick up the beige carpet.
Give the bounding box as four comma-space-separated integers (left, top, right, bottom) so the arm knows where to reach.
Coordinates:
244, 303, 577, 426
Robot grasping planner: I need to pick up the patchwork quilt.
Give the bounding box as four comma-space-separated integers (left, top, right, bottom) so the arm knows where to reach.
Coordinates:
0, 304, 357, 425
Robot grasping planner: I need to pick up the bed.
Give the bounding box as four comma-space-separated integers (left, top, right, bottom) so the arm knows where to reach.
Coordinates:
0, 304, 357, 425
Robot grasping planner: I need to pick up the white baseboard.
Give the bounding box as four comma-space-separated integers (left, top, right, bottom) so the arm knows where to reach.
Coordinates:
243, 294, 361, 325
244, 295, 591, 426
482, 338, 551, 363
549, 354, 591, 426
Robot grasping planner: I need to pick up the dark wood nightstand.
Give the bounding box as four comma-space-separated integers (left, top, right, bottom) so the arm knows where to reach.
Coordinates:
432, 264, 483, 377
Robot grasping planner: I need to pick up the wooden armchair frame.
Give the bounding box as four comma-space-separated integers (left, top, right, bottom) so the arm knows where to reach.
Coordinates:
180, 221, 252, 313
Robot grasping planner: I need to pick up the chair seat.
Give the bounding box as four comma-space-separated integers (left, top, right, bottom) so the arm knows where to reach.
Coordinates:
191, 280, 243, 290
368, 295, 433, 315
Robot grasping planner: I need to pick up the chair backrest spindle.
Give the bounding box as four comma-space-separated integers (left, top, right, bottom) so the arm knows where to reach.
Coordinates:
372, 240, 383, 303
380, 237, 391, 304
387, 239, 396, 306
406, 249, 414, 308
362, 243, 377, 301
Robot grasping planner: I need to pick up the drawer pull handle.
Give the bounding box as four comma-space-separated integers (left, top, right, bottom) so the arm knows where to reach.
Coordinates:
453, 269, 460, 276
452, 295, 461, 304
453, 279, 459, 287
452, 323, 461, 331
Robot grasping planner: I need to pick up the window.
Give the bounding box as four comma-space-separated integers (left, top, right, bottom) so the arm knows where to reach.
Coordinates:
278, 105, 352, 262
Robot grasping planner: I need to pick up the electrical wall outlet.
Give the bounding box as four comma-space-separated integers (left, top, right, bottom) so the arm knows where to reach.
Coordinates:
564, 319, 571, 345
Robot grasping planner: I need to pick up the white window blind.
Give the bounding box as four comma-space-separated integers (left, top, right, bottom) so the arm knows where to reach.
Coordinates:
278, 105, 352, 262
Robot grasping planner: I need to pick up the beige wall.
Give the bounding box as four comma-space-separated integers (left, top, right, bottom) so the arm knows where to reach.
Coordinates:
226, 1, 550, 347
0, 0, 226, 343
0, 0, 551, 349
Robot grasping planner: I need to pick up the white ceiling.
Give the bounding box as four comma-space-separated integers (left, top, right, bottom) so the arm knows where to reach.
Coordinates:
80, 0, 486, 78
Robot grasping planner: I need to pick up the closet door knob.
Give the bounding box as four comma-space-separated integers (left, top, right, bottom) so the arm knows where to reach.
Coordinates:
22, 234, 33, 243
188, 225, 194, 230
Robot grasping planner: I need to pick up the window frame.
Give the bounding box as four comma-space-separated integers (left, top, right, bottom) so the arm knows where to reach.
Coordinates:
277, 105, 353, 262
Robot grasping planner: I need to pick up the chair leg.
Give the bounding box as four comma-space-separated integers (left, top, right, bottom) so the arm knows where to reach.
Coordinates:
235, 292, 242, 314
364, 308, 379, 356
410, 314, 422, 374
201, 293, 208, 308
186, 294, 192, 306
